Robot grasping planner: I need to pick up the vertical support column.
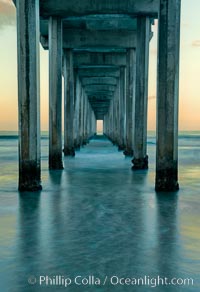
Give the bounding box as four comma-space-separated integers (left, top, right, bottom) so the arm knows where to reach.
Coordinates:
88, 105, 91, 139
124, 48, 136, 157
83, 93, 88, 144
132, 17, 150, 170
85, 101, 89, 142
156, 0, 181, 191
49, 17, 63, 169
116, 79, 120, 147
110, 99, 114, 142
92, 112, 96, 136
63, 49, 75, 156
79, 84, 84, 146
16, 0, 42, 191
74, 71, 81, 149
87, 102, 90, 141
119, 66, 126, 150
113, 85, 118, 145
88, 104, 92, 139
103, 115, 106, 135
82, 92, 86, 144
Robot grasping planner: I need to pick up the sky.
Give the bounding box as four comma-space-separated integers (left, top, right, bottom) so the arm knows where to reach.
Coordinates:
0, 0, 200, 131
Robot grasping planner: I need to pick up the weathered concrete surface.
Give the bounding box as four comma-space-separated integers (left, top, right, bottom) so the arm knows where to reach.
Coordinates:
41, 29, 137, 49
84, 84, 116, 93
113, 80, 120, 145
124, 49, 136, 157
63, 49, 76, 157
132, 17, 150, 170
118, 66, 126, 150
74, 48, 126, 53
73, 72, 81, 149
155, 0, 181, 191
82, 93, 88, 144
49, 17, 63, 169
78, 68, 120, 78
16, 0, 42, 191
108, 99, 114, 142
41, 15, 137, 31
40, 0, 159, 17
63, 15, 137, 30
88, 94, 113, 99
81, 77, 117, 86
78, 86, 84, 146
73, 52, 126, 67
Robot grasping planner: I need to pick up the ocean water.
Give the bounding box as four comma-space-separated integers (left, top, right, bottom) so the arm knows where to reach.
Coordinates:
0, 131, 200, 291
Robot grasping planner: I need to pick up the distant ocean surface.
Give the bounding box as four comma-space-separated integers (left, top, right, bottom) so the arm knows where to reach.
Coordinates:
0, 131, 200, 291
0, 130, 200, 178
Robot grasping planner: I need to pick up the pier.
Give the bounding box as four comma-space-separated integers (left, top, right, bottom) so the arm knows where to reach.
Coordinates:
13, 0, 181, 192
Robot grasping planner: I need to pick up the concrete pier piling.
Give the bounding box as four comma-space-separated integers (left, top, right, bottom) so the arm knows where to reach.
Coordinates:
63, 49, 75, 156
155, 0, 181, 191
13, 0, 181, 192
124, 49, 135, 157
132, 17, 150, 170
16, 0, 42, 191
118, 66, 126, 151
73, 71, 81, 149
49, 17, 63, 169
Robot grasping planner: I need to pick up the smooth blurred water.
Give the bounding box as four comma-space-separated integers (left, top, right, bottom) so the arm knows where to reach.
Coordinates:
0, 132, 200, 291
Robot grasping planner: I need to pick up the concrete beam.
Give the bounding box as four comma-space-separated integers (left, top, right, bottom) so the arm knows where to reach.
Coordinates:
74, 48, 126, 53
83, 84, 116, 92
78, 15, 137, 30
40, 15, 137, 31
93, 109, 109, 114
73, 52, 126, 67
78, 68, 120, 78
90, 102, 110, 106
40, 29, 137, 49
89, 99, 110, 104
77, 65, 118, 69
40, 1, 159, 17
86, 91, 114, 97
94, 107, 108, 111
81, 77, 118, 86
88, 95, 113, 100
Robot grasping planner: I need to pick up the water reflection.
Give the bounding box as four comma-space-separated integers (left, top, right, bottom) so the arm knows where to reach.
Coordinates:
15, 166, 183, 290
156, 192, 180, 290
49, 170, 63, 186
6, 136, 198, 291
17, 192, 41, 291
1, 131, 200, 292
44, 169, 149, 291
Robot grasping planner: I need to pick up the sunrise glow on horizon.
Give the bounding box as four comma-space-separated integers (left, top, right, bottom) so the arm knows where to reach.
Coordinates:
0, 0, 200, 131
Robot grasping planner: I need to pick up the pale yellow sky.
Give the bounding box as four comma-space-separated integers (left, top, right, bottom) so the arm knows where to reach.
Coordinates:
0, 0, 200, 131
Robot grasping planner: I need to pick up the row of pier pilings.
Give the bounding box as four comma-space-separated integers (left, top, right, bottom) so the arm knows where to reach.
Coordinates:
14, 0, 181, 193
